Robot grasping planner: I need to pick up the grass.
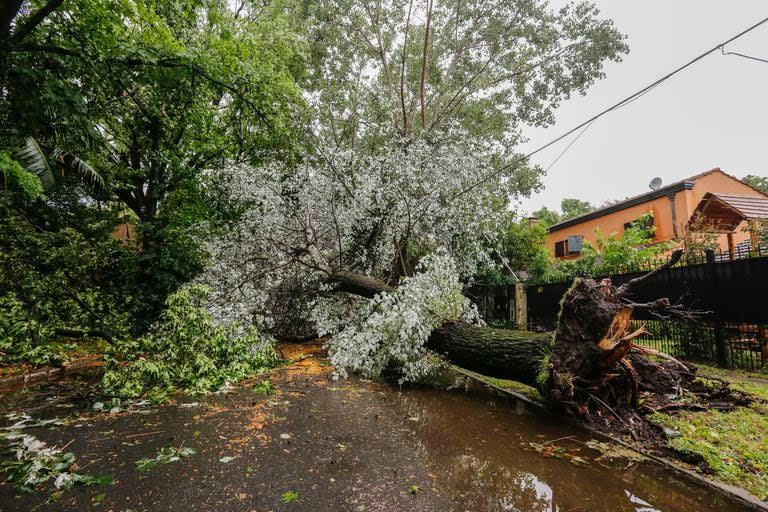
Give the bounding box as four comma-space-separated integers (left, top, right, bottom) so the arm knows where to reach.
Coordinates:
647, 367, 768, 501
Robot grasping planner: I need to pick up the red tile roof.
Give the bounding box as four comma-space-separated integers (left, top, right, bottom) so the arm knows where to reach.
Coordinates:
705, 193, 768, 220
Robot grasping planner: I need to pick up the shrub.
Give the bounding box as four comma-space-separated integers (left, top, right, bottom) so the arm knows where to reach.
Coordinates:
0, 294, 70, 366
102, 285, 282, 397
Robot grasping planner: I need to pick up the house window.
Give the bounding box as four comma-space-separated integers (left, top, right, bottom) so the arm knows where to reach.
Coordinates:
554, 240, 567, 257
624, 215, 654, 232
555, 235, 583, 258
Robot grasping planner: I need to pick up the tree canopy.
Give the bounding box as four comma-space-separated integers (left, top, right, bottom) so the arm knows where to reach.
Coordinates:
0, 0, 629, 382
532, 197, 594, 225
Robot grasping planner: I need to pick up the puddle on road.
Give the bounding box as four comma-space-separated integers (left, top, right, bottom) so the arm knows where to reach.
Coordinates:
377, 386, 750, 512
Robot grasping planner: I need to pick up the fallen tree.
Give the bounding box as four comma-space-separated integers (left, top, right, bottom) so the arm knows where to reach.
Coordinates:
328, 250, 722, 437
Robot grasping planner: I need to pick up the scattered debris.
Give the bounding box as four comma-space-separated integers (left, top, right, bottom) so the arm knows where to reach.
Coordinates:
585, 440, 648, 464
2, 413, 64, 430
252, 380, 275, 395
135, 446, 196, 472
0, 432, 113, 493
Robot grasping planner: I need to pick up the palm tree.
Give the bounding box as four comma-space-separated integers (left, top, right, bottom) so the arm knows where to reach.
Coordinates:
7, 136, 107, 195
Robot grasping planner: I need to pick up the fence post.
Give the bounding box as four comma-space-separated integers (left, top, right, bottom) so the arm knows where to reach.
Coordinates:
514, 282, 527, 330
706, 249, 728, 367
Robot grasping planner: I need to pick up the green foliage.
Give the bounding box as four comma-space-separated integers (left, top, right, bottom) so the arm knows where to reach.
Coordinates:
533, 213, 669, 283
1, 1, 308, 338
12, 138, 55, 192
301, 0, 627, 153
0, 200, 135, 353
749, 220, 768, 248
252, 380, 275, 395
651, 406, 768, 500
103, 285, 283, 397
584, 213, 669, 273
532, 198, 594, 226
475, 214, 551, 285
0, 151, 45, 199
743, 174, 768, 194
531, 206, 560, 226
682, 214, 722, 256
135, 446, 196, 472
0, 294, 72, 366
559, 198, 594, 221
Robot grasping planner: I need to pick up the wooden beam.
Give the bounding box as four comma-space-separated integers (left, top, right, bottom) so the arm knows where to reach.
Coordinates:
727, 232, 735, 261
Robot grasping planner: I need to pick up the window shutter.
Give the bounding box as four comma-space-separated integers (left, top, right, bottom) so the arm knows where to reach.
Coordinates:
567, 235, 583, 254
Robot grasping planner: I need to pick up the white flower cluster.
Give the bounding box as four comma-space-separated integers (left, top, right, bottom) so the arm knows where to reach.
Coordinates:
326, 252, 481, 382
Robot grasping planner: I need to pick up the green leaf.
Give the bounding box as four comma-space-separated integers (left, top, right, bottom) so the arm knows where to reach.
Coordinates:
14, 138, 55, 190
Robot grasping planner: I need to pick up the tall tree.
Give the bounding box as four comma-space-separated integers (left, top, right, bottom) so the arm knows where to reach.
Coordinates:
300, 0, 627, 155
2, 0, 305, 221
559, 197, 593, 221
1, 0, 307, 327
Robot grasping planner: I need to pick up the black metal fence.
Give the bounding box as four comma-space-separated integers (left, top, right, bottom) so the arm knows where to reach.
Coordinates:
526, 250, 768, 372
631, 319, 767, 370
466, 284, 516, 328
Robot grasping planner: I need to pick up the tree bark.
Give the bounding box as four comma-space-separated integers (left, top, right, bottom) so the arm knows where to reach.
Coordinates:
328, 271, 394, 298
427, 323, 551, 387
328, 250, 690, 420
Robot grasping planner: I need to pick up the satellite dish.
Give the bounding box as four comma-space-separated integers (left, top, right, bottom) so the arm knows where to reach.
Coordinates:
649, 177, 663, 191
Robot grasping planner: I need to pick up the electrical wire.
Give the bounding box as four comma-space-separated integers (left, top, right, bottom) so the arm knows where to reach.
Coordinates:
542, 119, 595, 174
451, 15, 768, 201
721, 46, 768, 64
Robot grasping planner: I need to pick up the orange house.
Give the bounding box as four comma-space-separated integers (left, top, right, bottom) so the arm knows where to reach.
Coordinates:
545, 168, 768, 259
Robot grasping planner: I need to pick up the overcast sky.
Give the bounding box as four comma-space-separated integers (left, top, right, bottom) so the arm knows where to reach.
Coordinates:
517, 2, 768, 215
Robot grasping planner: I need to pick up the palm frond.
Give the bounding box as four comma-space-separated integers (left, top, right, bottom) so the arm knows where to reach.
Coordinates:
52, 149, 109, 193
14, 138, 55, 190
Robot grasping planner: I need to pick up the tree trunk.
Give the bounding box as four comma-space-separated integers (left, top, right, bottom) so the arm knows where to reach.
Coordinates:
329, 250, 692, 424
328, 271, 394, 298
427, 323, 551, 387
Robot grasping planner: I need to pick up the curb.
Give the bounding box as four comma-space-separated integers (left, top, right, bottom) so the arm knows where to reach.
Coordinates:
0, 357, 103, 393
447, 364, 768, 512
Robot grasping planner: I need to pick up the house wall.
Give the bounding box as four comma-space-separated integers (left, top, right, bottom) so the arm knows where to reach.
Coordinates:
545, 170, 768, 257
546, 196, 677, 259
112, 222, 138, 244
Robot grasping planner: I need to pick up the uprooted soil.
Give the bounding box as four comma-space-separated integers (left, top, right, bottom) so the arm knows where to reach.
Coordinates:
570, 353, 758, 472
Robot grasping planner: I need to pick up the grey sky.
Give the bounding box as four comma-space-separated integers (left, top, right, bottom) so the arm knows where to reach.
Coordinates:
518, 1, 768, 215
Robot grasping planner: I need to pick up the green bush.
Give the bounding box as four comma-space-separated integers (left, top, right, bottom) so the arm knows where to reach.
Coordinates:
0, 294, 70, 366
0, 200, 135, 343
102, 285, 282, 398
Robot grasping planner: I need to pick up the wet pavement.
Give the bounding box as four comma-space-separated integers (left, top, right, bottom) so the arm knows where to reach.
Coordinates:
0, 343, 755, 511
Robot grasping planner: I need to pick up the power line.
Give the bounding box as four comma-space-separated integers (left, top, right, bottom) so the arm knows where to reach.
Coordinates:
542, 119, 595, 174
721, 46, 768, 64
453, 14, 768, 201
